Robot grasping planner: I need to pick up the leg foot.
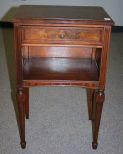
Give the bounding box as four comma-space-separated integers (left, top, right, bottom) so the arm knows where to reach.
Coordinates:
92, 142, 98, 149
21, 141, 26, 149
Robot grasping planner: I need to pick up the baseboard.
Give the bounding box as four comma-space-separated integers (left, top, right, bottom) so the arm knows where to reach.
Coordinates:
0, 22, 13, 28
112, 26, 123, 33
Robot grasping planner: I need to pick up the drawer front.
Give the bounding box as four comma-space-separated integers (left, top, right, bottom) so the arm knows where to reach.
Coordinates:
21, 26, 103, 45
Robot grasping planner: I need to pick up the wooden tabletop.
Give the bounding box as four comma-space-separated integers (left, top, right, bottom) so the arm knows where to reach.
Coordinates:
13, 5, 113, 25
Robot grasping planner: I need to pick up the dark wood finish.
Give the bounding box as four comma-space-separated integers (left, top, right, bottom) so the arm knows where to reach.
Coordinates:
13, 5, 113, 149
23, 58, 99, 81
21, 26, 103, 45
92, 90, 105, 149
87, 89, 95, 120
16, 88, 26, 149
23, 88, 29, 119
13, 5, 113, 25
22, 46, 92, 58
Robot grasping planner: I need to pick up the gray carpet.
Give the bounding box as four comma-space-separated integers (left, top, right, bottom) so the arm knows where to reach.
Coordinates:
0, 28, 123, 154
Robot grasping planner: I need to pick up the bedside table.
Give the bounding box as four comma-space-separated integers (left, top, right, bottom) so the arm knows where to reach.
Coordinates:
13, 5, 113, 149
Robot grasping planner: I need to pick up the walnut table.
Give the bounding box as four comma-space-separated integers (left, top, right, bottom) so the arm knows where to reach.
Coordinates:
13, 5, 113, 149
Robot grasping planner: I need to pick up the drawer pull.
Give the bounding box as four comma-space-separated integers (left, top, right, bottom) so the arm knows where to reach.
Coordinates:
59, 33, 65, 39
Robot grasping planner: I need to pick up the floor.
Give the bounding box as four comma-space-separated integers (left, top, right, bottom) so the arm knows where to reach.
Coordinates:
0, 28, 123, 154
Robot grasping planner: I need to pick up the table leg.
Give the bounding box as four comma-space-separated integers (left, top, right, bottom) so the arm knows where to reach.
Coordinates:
23, 88, 29, 119
87, 89, 94, 120
92, 90, 105, 149
17, 88, 26, 149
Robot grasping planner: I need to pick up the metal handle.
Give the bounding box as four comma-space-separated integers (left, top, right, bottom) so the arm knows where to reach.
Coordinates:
59, 33, 65, 39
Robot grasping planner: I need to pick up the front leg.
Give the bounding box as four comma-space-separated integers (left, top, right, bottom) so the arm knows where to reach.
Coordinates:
92, 90, 105, 149
16, 88, 26, 149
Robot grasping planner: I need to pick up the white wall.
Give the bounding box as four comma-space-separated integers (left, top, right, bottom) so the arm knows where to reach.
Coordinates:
0, 0, 123, 26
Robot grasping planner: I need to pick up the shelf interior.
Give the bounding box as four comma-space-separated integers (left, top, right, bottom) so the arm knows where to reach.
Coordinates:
23, 58, 99, 81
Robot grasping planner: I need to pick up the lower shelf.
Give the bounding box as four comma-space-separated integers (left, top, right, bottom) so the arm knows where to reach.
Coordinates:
23, 58, 99, 83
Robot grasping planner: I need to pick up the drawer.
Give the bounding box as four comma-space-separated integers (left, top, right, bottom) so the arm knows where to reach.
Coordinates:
21, 26, 103, 45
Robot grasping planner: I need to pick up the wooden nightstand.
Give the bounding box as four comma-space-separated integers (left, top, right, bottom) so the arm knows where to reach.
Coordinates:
13, 5, 113, 149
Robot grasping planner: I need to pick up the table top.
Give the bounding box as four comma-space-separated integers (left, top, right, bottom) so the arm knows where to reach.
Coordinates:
13, 5, 113, 25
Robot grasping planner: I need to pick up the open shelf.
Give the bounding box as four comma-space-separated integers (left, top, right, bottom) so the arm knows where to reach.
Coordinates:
23, 58, 99, 82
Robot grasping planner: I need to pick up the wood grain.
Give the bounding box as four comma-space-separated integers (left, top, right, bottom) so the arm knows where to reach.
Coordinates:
21, 26, 103, 45
22, 46, 92, 58
13, 5, 113, 149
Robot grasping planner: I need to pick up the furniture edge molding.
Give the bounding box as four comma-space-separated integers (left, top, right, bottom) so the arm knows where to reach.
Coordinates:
0, 22, 123, 33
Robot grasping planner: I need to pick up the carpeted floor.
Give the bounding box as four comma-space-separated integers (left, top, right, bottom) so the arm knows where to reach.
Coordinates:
0, 28, 123, 154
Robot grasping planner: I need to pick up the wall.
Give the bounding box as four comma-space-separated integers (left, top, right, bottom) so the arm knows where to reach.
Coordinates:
0, 0, 123, 26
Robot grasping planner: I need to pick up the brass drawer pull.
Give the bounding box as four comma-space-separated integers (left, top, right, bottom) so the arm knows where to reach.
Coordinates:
59, 33, 65, 39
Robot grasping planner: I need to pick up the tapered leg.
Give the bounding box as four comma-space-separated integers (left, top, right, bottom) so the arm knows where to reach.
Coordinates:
87, 89, 94, 120
17, 88, 26, 149
23, 88, 29, 119
92, 90, 105, 149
